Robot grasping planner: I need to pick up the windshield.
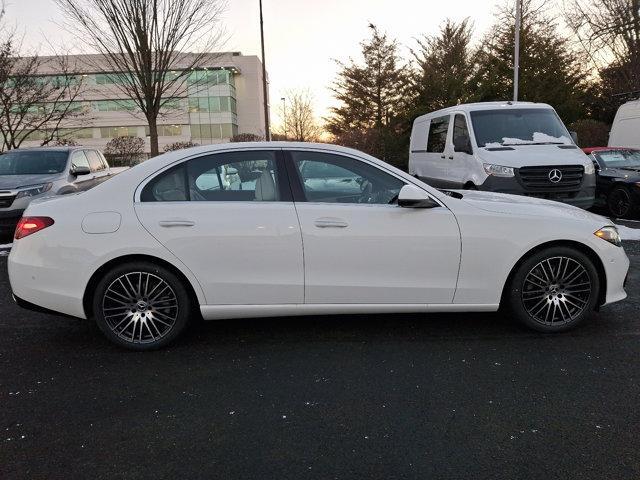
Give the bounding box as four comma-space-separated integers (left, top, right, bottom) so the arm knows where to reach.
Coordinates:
0, 150, 69, 175
470, 108, 572, 147
595, 150, 640, 168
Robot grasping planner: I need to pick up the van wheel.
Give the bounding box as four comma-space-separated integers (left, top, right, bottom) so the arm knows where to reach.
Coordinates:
507, 247, 599, 333
607, 185, 634, 218
463, 182, 477, 190
93, 261, 193, 350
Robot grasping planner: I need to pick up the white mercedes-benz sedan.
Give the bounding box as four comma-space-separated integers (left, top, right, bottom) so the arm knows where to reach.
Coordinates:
8, 142, 629, 350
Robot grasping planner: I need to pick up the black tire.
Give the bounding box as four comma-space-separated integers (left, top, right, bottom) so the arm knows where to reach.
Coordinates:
93, 261, 193, 350
607, 185, 634, 218
507, 246, 599, 333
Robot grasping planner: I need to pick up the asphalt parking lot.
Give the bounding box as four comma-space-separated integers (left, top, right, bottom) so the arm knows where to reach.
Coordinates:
0, 239, 639, 479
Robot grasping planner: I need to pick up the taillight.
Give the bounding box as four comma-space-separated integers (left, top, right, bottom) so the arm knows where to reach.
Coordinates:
14, 216, 54, 240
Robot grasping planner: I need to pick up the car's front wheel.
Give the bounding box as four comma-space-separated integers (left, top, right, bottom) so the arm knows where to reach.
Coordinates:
507, 247, 600, 333
607, 185, 634, 218
93, 261, 193, 350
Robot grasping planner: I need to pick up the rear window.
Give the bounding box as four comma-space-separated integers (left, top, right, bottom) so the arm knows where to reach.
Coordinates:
427, 116, 450, 153
0, 150, 68, 175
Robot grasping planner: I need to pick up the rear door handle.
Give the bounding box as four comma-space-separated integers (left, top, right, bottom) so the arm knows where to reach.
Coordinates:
159, 219, 196, 227
314, 217, 348, 228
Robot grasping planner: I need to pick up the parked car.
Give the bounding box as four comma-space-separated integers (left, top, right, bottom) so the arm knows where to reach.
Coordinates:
0, 147, 128, 237
583, 147, 640, 218
609, 99, 640, 149
9, 142, 628, 350
409, 102, 596, 209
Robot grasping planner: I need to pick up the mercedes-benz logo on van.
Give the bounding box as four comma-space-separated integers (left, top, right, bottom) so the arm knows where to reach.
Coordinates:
548, 169, 562, 183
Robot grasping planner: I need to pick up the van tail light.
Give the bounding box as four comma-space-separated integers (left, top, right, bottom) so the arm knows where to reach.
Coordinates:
14, 216, 54, 240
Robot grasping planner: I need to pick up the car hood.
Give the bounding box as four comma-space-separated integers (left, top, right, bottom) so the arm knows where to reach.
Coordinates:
476, 145, 590, 168
599, 166, 640, 181
456, 189, 609, 223
0, 173, 63, 190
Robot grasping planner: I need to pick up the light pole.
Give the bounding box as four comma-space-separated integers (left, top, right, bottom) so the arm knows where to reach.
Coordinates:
513, 0, 522, 102
259, 0, 271, 140
281, 97, 286, 139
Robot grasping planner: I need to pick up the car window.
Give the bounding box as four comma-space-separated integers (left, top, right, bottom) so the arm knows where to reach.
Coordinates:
291, 151, 405, 205
98, 151, 109, 169
188, 151, 280, 202
70, 151, 90, 170
86, 150, 106, 172
453, 114, 469, 144
427, 115, 450, 153
140, 151, 281, 202
0, 150, 69, 175
141, 165, 188, 202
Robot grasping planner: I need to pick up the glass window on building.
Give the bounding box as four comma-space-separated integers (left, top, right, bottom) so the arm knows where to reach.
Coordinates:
100, 126, 140, 138
220, 124, 233, 138
144, 125, 184, 137
57, 128, 94, 139
208, 97, 220, 112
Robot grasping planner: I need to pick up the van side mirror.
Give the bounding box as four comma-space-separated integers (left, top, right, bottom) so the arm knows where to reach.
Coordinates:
397, 184, 439, 208
71, 165, 91, 176
570, 131, 579, 144
453, 135, 473, 155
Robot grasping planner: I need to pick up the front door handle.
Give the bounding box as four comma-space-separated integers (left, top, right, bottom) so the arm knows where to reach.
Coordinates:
314, 217, 348, 228
159, 219, 196, 227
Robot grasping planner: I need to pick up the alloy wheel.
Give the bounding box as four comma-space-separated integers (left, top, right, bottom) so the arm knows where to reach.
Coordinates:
101, 272, 179, 344
521, 256, 592, 326
609, 188, 632, 218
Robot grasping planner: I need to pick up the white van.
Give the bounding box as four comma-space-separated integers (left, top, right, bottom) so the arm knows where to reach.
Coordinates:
609, 99, 640, 148
409, 102, 596, 209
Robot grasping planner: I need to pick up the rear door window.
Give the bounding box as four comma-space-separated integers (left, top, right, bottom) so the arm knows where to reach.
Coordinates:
86, 150, 106, 172
427, 115, 450, 153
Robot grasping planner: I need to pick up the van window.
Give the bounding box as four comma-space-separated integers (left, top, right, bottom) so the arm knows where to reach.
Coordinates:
453, 115, 469, 144
427, 115, 450, 153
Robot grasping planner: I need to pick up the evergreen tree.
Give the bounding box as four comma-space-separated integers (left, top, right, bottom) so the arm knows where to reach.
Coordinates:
326, 24, 411, 167
408, 18, 476, 118
473, 0, 589, 124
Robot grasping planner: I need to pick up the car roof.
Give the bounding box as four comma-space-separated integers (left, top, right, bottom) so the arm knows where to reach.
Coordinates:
413, 101, 553, 123
582, 147, 640, 154
2, 146, 87, 153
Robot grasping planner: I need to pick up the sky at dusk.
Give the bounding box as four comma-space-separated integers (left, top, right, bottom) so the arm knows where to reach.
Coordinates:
6, 0, 499, 127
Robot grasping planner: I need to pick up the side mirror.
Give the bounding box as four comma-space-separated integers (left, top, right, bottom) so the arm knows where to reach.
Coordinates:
71, 165, 91, 176
398, 184, 439, 208
592, 159, 600, 171
453, 135, 473, 155
570, 131, 579, 144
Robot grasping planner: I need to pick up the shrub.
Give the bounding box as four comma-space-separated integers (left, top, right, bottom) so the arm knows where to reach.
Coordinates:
104, 136, 145, 166
230, 133, 264, 142
164, 140, 199, 152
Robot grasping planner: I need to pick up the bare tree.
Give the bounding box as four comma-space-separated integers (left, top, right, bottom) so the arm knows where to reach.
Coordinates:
55, 0, 226, 157
0, 12, 87, 151
564, 0, 640, 93
276, 89, 322, 142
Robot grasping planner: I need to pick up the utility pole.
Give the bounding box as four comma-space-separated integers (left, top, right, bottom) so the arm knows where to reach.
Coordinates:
259, 0, 270, 140
513, 0, 522, 102
281, 97, 287, 139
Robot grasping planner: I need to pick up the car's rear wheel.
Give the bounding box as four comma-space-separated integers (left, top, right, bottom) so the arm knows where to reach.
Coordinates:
507, 247, 599, 333
607, 185, 634, 218
93, 261, 192, 350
